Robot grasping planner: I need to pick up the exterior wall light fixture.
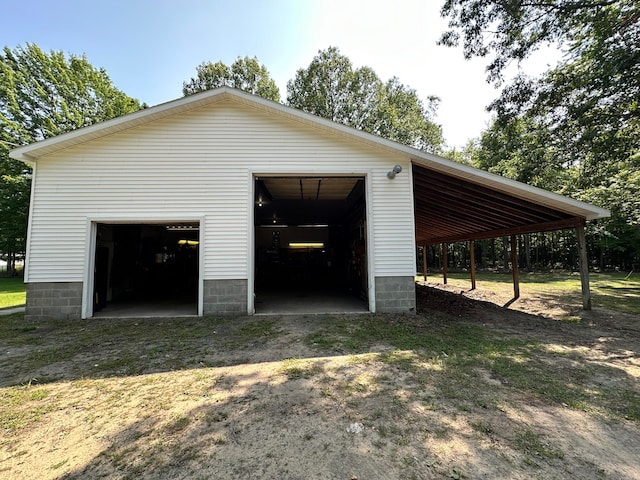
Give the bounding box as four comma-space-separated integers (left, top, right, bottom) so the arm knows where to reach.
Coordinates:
387, 164, 403, 179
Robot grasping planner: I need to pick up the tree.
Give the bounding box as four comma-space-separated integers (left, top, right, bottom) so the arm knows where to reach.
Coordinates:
440, 0, 640, 268
182, 56, 280, 101
439, 0, 640, 175
444, 138, 480, 167
287, 47, 443, 153
0, 43, 144, 275
439, 0, 637, 82
376, 77, 444, 152
0, 153, 29, 275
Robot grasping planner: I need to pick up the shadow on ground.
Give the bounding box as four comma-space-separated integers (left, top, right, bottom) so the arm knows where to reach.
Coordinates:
1, 284, 638, 388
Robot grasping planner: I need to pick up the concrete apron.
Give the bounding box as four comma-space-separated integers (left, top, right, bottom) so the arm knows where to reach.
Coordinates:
0, 306, 25, 316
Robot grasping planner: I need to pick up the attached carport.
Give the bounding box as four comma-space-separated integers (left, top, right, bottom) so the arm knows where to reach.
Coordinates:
411, 158, 611, 310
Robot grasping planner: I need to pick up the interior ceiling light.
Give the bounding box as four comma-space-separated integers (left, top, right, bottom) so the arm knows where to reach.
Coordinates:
387, 164, 403, 179
166, 225, 199, 231
289, 242, 325, 249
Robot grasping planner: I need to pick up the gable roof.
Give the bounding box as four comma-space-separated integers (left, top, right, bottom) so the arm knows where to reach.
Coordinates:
10, 86, 609, 234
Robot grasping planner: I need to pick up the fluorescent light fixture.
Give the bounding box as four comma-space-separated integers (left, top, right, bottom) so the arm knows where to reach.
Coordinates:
178, 239, 199, 246
166, 225, 199, 231
298, 224, 329, 228
289, 242, 325, 249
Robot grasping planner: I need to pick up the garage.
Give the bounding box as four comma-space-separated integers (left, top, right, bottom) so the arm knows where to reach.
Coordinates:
9, 87, 609, 321
254, 176, 369, 314
92, 222, 200, 317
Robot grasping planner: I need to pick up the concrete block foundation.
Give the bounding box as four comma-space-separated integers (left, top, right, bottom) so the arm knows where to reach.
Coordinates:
375, 276, 416, 313
25, 282, 83, 321
203, 279, 248, 315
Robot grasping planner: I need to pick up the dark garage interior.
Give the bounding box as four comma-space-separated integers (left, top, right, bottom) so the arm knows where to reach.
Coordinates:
93, 222, 199, 317
254, 176, 369, 314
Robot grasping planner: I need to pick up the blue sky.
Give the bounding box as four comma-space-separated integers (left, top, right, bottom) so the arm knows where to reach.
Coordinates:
3, 0, 556, 148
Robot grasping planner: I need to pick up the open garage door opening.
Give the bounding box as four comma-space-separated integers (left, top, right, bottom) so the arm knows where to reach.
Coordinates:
254, 176, 369, 314
92, 222, 199, 318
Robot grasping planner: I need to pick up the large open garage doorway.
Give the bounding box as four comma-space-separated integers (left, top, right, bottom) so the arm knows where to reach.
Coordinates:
254, 176, 369, 314
92, 222, 199, 317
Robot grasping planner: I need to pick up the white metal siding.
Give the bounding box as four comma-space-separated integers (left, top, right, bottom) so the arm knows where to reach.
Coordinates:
26, 100, 416, 282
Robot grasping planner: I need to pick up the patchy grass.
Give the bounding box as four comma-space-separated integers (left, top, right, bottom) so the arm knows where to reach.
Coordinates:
1, 289, 639, 479
515, 427, 565, 465
0, 384, 55, 431
0, 314, 287, 386
0, 277, 26, 309
279, 358, 323, 380
303, 314, 640, 423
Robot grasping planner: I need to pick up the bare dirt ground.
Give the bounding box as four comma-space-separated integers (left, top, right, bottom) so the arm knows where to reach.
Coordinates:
1, 283, 639, 479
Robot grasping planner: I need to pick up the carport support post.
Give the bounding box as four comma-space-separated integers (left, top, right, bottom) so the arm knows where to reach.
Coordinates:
469, 240, 477, 290
442, 243, 448, 285
576, 221, 592, 310
510, 235, 520, 299
423, 245, 428, 281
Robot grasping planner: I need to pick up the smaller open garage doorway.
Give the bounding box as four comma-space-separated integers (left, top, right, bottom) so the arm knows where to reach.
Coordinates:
254, 176, 369, 314
92, 222, 200, 317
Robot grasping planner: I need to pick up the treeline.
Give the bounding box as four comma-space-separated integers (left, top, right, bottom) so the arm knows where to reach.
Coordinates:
420, 230, 638, 275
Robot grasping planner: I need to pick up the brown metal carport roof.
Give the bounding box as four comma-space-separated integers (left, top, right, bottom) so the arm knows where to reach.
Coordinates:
411, 157, 609, 245
413, 164, 582, 245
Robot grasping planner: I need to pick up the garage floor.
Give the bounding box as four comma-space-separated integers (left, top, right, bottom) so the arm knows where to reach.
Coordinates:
93, 300, 197, 318
92, 292, 368, 317
255, 290, 368, 315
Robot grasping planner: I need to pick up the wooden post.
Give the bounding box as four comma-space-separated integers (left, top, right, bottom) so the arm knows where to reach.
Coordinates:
442, 243, 448, 285
470, 240, 476, 290
510, 235, 520, 299
576, 221, 592, 310
422, 245, 428, 281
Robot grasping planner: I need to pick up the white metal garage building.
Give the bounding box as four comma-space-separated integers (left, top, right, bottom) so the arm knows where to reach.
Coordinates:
10, 87, 609, 320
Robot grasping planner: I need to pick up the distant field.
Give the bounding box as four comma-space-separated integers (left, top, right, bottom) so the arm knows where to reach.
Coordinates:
0, 277, 26, 309
418, 271, 640, 314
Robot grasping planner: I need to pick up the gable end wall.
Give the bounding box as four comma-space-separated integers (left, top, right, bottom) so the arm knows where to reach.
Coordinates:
25, 100, 417, 315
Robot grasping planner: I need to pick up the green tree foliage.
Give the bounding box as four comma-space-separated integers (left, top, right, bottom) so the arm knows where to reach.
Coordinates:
287, 47, 444, 153
0, 153, 29, 275
441, 1, 640, 268
0, 43, 143, 274
444, 139, 480, 167
182, 56, 281, 101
